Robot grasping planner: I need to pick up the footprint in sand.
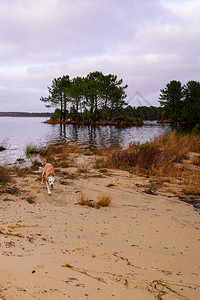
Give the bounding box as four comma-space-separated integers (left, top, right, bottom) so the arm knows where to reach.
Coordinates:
41, 183, 78, 207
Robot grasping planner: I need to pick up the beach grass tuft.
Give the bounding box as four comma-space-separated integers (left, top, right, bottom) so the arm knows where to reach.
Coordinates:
77, 193, 112, 208
77, 163, 89, 173
25, 144, 39, 156
77, 193, 92, 206
0, 165, 11, 185
182, 169, 200, 195
97, 194, 112, 207
13, 166, 31, 177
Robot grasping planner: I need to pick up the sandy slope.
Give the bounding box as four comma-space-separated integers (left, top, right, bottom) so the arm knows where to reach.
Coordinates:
0, 155, 200, 299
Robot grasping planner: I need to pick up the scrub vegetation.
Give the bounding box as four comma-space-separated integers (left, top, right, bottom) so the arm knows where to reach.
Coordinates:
100, 132, 200, 196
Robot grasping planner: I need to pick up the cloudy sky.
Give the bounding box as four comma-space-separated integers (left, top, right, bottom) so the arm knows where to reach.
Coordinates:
0, 0, 199, 112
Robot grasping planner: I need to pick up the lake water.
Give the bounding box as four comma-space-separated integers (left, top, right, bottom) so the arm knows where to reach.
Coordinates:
0, 117, 171, 165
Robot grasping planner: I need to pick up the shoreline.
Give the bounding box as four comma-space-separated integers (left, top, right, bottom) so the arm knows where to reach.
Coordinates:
44, 119, 144, 127
157, 119, 198, 125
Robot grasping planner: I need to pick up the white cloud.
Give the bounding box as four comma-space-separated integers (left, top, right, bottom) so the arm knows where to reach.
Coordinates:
0, 0, 199, 111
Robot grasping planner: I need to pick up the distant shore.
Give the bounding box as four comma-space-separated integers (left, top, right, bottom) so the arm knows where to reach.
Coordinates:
0, 116, 50, 118
0, 112, 53, 117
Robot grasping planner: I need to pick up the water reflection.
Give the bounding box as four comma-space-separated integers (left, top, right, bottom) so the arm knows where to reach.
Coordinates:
60, 124, 66, 141
0, 118, 171, 164
46, 122, 170, 151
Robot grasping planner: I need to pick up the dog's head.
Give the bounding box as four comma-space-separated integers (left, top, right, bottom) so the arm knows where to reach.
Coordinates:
48, 176, 55, 189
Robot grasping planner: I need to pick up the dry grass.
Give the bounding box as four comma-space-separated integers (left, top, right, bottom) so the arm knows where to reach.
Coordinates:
94, 145, 122, 156
94, 158, 113, 169
11, 159, 42, 178
77, 163, 89, 173
109, 143, 173, 176
77, 193, 112, 208
97, 194, 112, 207
59, 161, 70, 168
59, 152, 69, 161
181, 169, 200, 195
77, 193, 91, 206
68, 143, 81, 153
0, 165, 11, 185
0, 226, 23, 237
155, 131, 200, 161
192, 157, 200, 166
98, 132, 200, 197
35, 142, 82, 168
106, 132, 200, 177
12, 166, 31, 177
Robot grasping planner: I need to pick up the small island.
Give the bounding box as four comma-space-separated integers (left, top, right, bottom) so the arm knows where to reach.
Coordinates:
41, 71, 145, 127
0, 145, 5, 152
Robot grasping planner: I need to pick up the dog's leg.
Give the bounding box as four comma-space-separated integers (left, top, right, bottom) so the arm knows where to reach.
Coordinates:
41, 172, 45, 185
46, 181, 51, 195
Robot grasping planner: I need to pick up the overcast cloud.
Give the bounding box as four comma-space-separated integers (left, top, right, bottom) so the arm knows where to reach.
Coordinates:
0, 0, 199, 112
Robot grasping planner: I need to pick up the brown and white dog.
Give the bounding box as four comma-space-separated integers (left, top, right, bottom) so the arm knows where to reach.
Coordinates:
41, 163, 55, 195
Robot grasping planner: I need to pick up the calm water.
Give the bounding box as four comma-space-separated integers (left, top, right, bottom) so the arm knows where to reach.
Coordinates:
0, 117, 171, 165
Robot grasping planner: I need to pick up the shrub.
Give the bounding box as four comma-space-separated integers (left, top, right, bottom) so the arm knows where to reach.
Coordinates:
139, 141, 150, 152
110, 143, 169, 175
192, 124, 200, 135
108, 132, 200, 177
25, 144, 39, 156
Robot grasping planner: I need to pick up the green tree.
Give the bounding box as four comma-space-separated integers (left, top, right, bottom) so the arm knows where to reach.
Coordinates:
159, 80, 184, 121
82, 71, 128, 121
68, 76, 84, 120
41, 71, 128, 123
40, 75, 70, 121
102, 74, 128, 120
182, 81, 200, 122
82, 71, 103, 121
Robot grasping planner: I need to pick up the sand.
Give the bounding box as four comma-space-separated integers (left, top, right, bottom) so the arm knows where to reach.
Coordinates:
0, 154, 200, 299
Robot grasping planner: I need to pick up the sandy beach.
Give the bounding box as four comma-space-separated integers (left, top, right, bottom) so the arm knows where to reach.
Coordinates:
0, 154, 200, 299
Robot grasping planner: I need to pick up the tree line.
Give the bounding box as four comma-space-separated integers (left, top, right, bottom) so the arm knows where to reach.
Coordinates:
40, 72, 200, 124
159, 80, 200, 122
